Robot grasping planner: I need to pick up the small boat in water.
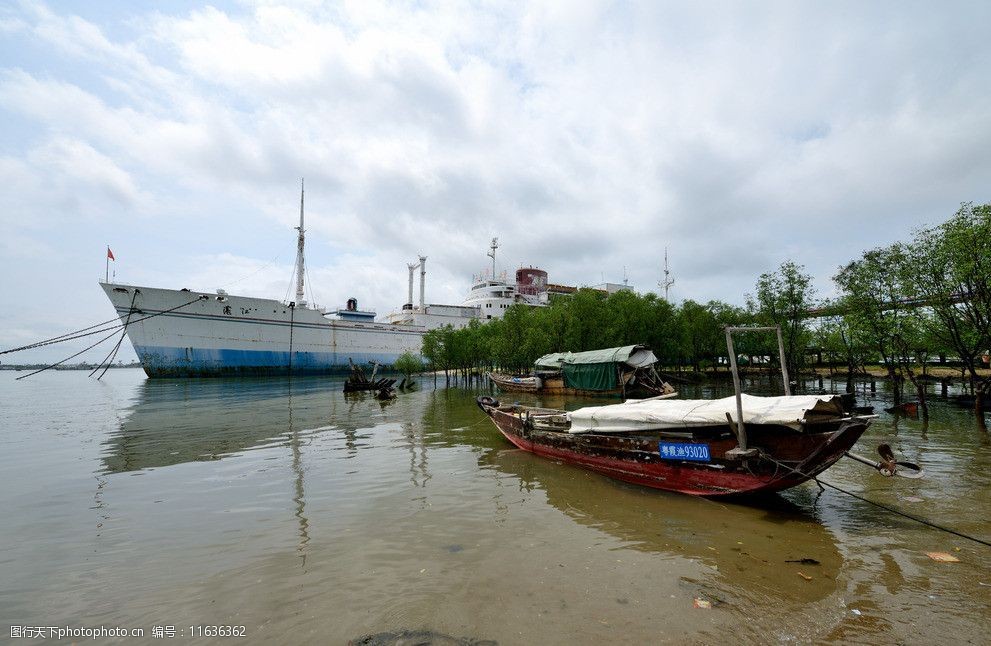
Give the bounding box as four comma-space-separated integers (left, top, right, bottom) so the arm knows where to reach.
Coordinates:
476, 393, 873, 496
488, 372, 541, 393
475, 326, 917, 497
489, 344, 675, 398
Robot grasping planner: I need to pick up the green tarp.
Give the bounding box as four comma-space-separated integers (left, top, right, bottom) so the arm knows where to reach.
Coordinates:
534, 345, 657, 391
561, 362, 617, 390
534, 345, 645, 369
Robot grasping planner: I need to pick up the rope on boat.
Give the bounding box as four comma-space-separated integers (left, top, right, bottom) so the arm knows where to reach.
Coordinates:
14, 327, 129, 381
3, 295, 210, 357
761, 454, 991, 549
90, 290, 139, 380
0, 317, 124, 355
288, 302, 295, 377
11, 294, 208, 380
457, 417, 491, 431
812, 477, 991, 549
124, 295, 209, 325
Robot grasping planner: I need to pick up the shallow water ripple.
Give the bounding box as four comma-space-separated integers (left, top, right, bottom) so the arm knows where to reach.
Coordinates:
0, 371, 989, 644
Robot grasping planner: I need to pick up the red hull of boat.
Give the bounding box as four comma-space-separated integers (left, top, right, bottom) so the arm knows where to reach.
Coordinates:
482, 404, 868, 497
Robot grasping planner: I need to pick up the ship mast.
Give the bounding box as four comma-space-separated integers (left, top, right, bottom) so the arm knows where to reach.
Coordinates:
294, 179, 306, 307
487, 237, 499, 279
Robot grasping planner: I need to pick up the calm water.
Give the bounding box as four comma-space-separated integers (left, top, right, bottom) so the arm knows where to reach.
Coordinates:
1, 370, 989, 645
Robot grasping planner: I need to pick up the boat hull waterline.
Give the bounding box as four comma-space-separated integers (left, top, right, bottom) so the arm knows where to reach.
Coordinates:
476, 398, 871, 497
102, 284, 425, 377
488, 371, 669, 398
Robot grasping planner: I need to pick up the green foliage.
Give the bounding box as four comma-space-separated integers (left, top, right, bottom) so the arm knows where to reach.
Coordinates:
748, 261, 816, 379
418, 289, 750, 376
813, 305, 873, 379
832, 204, 991, 415
393, 351, 423, 379
420, 327, 442, 369
562, 289, 609, 350
418, 203, 991, 400
833, 244, 920, 399
904, 203, 991, 371
676, 300, 722, 371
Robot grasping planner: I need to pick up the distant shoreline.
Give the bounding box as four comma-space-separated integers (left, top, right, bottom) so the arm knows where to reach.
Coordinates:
0, 363, 143, 371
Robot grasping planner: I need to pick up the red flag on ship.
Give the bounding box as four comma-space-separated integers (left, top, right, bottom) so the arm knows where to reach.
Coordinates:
107, 247, 115, 261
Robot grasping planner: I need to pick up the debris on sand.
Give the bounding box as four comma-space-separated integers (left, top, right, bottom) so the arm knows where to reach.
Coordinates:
350, 629, 497, 646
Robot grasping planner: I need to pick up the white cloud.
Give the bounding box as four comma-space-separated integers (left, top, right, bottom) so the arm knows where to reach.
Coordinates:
30, 138, 143, 206
2, 0, 991, 363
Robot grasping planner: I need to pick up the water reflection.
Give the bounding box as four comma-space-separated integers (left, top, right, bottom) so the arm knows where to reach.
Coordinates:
5, 370, 990, 644
399, 420, 431, 489
98, 371, 991, 609
287, 385, 309, 570
101, 377, 485, 495
478, 446, 844, 605
102, 377, 378, 474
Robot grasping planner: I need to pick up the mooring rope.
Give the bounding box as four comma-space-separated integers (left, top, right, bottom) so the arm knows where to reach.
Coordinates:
761, 453, 991, 549
112, 295, 209, 325
4, 295, 209, 355
90, 290, 139, 380
11, 294, 208, 379
15, 327, 125, 380
1, 304, 164, 357
813, 477, 991, 548
1, 317, 124, 355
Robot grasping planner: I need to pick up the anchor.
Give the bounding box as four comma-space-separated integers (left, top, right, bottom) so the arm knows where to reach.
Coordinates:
844, 443, 924, 478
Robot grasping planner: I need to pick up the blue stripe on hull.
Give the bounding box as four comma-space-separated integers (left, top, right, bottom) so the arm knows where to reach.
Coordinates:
135, 345, 400, 378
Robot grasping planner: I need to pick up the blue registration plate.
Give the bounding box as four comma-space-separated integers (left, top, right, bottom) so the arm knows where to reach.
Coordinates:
659, 442, 711, 462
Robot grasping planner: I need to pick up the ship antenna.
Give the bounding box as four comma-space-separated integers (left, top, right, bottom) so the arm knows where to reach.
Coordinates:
659, 247, 675, 301
487, 237, 499, 279
294, 178, 306, 307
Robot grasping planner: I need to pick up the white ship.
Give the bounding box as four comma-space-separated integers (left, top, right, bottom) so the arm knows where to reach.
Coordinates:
102, 186, 578, 378
102, 185, 476, 378
384, 237, 554, 325
459, 238, 548, 320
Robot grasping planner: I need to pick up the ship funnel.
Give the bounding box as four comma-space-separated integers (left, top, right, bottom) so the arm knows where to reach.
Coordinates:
407, 262, 418, 308
419, 255, 427, 312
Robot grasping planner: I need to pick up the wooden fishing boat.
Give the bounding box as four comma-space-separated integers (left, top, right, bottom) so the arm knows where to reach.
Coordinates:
489, 344, 675, 398
478, 326, 921, 496
488, 370, 658, 397
476, 393, 873, 497
488, 372, 541, 393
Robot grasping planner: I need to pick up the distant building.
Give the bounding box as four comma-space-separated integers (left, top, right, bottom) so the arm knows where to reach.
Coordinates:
591, 282, 633, 295
546, 283, 578, 298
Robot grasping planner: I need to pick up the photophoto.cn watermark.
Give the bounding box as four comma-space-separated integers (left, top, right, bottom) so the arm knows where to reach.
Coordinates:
10, 625, 247, 639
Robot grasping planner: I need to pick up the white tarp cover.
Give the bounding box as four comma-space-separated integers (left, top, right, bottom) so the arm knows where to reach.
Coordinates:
566, 394, 844, 434
624, 348, 658, 368
534, 345, 657, 369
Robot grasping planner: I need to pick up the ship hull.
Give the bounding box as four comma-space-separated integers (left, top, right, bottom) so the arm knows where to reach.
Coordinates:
101, 283, 426, 378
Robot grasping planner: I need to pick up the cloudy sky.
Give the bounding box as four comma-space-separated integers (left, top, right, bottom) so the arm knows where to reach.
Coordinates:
2, 0, 990, 363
